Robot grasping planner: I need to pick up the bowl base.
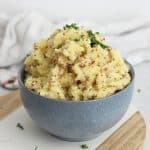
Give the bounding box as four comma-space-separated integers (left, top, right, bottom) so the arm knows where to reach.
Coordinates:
51, 133, 102, 142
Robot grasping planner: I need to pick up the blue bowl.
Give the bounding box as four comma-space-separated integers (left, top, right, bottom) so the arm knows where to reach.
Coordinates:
18, 60, 134, 142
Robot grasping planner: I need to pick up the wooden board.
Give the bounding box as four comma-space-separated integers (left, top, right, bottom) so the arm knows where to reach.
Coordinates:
0, 91, 147, 150
96, 111, 146, 150
0, 90, 22, 120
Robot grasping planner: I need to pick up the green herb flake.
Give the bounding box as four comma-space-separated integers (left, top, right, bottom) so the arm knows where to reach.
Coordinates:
74, 38, 80, 42
80, 144, 88, 149
34, 146, 38, 150
26, 54, 30, 57
16, 123, 24, 130
87, 30, 109, 49
90, 37, 99, 46
64, 23, 79, 30
87, 30, 94, 37
96, 32, 99, 34
56, 44, 62, 49
137, 89, 141, 93
81, 35, 84, 38
99, 42, 110, 49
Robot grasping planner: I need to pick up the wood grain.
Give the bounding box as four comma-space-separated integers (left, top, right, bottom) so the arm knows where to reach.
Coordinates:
96, 112, 146, 150
0, 90, 22, 120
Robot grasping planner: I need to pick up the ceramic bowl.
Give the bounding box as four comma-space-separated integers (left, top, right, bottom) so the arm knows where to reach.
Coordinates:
18, 60, 134, 141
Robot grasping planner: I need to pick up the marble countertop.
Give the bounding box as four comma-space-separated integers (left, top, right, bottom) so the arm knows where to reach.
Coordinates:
131, 62, 150, 123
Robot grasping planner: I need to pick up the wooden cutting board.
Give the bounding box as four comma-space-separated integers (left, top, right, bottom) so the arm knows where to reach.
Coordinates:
0, 91, 147, 150
0, 90, 21, 120
96, 111, 146, 150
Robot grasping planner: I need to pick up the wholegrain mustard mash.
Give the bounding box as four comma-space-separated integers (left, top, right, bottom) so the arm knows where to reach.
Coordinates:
24, 23, 131, 101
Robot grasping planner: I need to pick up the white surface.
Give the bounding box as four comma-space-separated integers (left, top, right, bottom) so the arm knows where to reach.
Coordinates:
0, 104, 146, 150
132, 62, 150, 121
0, 0, 149, 19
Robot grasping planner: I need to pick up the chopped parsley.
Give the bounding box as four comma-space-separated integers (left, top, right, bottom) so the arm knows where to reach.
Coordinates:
80, 144, 88, 149
87, 30, 94, 37
137, 89, 141, 93
99, 41, 110, 49
81, 35, 84, 38
87, 30, 109, 49
56, 44, 62, 49
74, 38, 80, 42
64, 23, 79, 30
16, 123, 24, 130
34, 146, 38, 150
90, 36, 100, 46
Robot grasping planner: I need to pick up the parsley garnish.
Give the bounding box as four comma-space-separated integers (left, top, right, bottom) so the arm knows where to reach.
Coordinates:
87, 30, 109, 49
137, 89, 141, 93
74, 38, 80, 42
99, 42, 110, 49
81, 144, 88, 149
16, 123, 24, 130
64, 23, 79, 30
56, 44, 62, 49
34, 146, 38, 150
87, 30, 94, 37
90, 36, 100, 46
81, 35, 84, 38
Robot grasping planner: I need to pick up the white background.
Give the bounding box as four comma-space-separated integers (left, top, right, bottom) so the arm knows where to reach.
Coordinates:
0, 0, 150, 19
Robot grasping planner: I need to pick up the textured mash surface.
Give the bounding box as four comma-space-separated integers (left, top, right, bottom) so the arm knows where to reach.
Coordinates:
24, 24, 131, 101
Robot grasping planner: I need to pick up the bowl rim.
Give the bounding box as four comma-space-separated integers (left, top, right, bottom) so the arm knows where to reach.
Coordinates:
18, 59, 135, 103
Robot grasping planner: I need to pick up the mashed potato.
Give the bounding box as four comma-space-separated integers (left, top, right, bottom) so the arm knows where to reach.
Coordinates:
24, 23, 131, 101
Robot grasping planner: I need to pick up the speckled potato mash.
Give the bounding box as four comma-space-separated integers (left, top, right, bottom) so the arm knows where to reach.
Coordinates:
24, 23, 131, 101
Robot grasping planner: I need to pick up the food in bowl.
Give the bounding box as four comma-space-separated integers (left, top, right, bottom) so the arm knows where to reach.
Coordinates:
24, 23, 131, 101
18, 61, 134, 141
18, 23, 134, 141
